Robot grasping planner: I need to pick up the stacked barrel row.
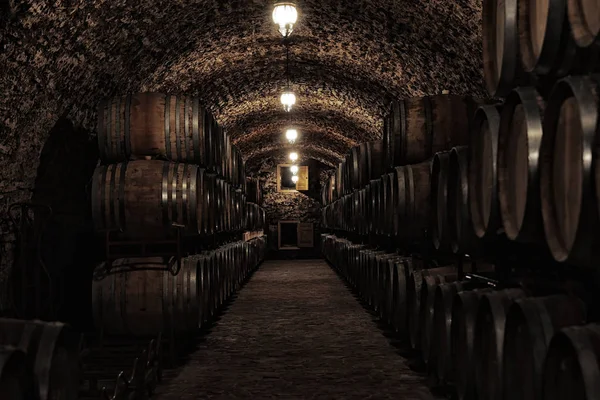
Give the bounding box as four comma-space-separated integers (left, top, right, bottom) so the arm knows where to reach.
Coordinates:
322, 234, 599, 400
93, 93, 264, 239
0, 318, 81, 399
322, 94, 480, 246
92, 236, 267, 338
484, 0, 600, 98
97, 93, 245, 189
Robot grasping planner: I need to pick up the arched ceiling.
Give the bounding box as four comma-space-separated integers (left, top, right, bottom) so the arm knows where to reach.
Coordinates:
0, 0, 486, 184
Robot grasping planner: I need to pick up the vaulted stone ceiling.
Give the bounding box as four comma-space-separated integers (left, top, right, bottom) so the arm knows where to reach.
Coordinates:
0, 0, 485, 195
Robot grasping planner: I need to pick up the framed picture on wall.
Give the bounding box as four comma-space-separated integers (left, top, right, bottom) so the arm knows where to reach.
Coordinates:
276, 164, 308, 192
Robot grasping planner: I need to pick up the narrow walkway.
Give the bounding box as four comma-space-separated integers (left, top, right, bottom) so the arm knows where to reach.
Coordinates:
155, 259, 430, 399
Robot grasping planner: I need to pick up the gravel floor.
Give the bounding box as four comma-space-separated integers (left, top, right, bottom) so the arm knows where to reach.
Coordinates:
154, 259, 433, 399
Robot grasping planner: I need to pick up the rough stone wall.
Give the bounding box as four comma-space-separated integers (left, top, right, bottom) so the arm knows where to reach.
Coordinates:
249, 155, 325, 227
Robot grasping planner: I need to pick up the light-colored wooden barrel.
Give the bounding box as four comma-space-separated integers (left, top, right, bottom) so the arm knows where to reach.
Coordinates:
98, 93, 211, 164
469, 105, 503, 240
540, 75, 600, 266
568, 0, 600, 47
483, 0, 530, 96
92, 256, 200, 336
91, 160, 206, 238
498, 87, 546, 244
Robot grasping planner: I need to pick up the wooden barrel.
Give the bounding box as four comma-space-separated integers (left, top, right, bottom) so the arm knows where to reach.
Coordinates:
447, 146, 478, 254
475, 288, 527, 400
407, 266, 457, 350
419, 272, 458, 364
91, 160, 207, 238
98, 93, 212, 164
431, 152, 451, 251
542, 323, 600, 400
0, 347, 30, 400
498, 87, 546, 244
469, 105, 503, 240
390, 259, 415, 336
335, 162, 345, 198
395, 161, 432, 243
540, 76, 600, 265
568, 0, 600, 47
431, 281, 471, 384
387, 95, 475, 166
366, 140, 385, 181
381, 172, 396, 236
92, 256, 200, 336
383, 107, 394, 171
503, 295, 586, 400
483, 0, 529, 96
369, 179, 382, 234
246, 178, 263, 205
0, 318, 80, 400
451, 288, 494, 400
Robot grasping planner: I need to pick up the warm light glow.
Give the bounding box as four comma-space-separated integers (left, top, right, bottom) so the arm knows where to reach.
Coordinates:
290, 165, 299, 175
289, 152, 298, 161
272, 2, 298, 37
285, 129, 298, 143
281, 91, 296, 112
291, 175, 299, 184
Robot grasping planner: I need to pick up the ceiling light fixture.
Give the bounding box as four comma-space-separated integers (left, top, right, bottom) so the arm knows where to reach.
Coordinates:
290, 165, 299, 175
291, 175, 299, 184
285, 129, 298, 144
272, 1, 298, 38
289, 152, 298, 162
281, 91, 296, 112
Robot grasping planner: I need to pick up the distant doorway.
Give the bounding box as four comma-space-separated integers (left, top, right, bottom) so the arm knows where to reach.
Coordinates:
278, 221, 314, 250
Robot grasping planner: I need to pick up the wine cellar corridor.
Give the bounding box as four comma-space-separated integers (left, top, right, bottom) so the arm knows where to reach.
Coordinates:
1, 0, 600, 399
153, 260, 430, 400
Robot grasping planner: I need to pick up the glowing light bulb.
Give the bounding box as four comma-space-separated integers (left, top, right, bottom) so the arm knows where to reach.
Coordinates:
272, 2, 298, 37
281, 91, 296, 112
292, 175, 299, 184
289, 152, 298, 161
290, 165, 299, 175
285, 129, 298, 143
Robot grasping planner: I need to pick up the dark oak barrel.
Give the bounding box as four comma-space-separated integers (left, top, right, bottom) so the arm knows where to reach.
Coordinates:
0, 347, 29, 400
447, 146, 479, 255
483, 0, 530, 96
474, 288, 527, 400
98, 93, 212, 164
540, 76, 600, 266
0, 318, 81, 400
542, 323, 600, 400
431, 281, 470, 384
387, 95, 476, 166
246, 178, 263, 206
419, 273, 458, 364
92, 256, 200, 336
568, 0, 600, 47
395, 161, 432, 243
469, 105, 503, 240
91, 160, 209, 238
381, 172, 396, 236
498, 87, 546, 244
503, 295, 586, 400
431, 152, 451, 252
451, 288, 494, 400
407, 266, 457, 350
